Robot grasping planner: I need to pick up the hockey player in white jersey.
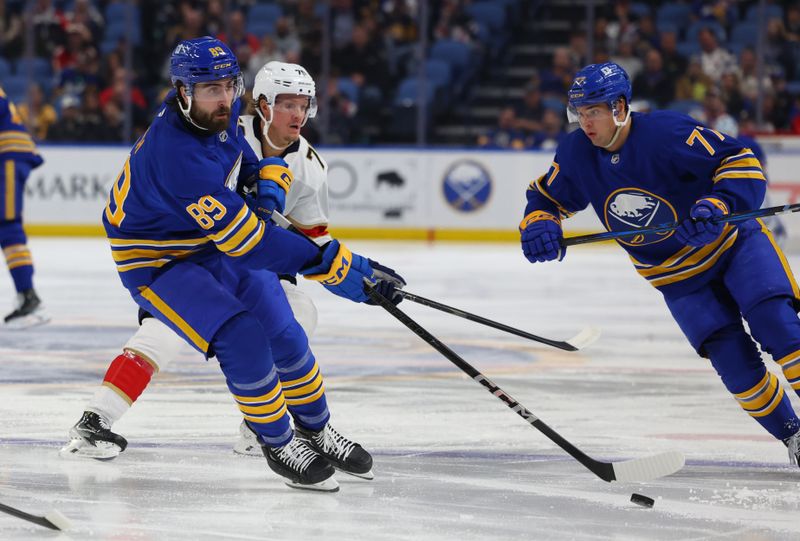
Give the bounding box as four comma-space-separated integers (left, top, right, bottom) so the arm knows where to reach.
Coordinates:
60, 62, 405, 480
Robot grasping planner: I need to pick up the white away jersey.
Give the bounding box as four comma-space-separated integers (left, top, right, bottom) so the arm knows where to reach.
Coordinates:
239, 115, 330, 242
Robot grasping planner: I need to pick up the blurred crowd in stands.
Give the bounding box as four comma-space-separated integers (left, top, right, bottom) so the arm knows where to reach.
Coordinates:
478, 0, 800, 150
1, 0, 800, 148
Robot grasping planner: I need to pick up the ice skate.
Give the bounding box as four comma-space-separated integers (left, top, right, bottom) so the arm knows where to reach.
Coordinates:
786, 430, 800, 467
263, 436, 338, 492
295, 423, 374, 480
3, 289, 49, 329
59, 411, 128, 460
233, 419, 263, 456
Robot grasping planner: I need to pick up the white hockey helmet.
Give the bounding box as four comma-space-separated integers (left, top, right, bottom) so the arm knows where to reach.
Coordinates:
253, 61, 317, 124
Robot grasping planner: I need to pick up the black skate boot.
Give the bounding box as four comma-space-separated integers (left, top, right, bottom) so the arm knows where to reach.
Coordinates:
4, 288, 49, 329
295, 423, 374, 480
786, 430, 800, 467
59, 411, 128, 460
263, 436, 338, 492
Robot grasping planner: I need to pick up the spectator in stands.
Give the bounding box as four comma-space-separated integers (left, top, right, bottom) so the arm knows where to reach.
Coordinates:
17, 84, 56, 141
701, 87, 737, 136
165, 0, 208, 50
324, 78, 359, 145
763, 68, 794, 132
336, 23, 390, 100
540, 47, 575, 96
765, 18, 797, 82
331, 0, 357, 49
675, 56, 713, 102
632, 48, 673, 108
658, 29, 687, 82
205, 0, 225, 37
0, 1, 25, 58
697, 26, 735, 81
273, 17, 301, 61
68, 0, 103, 44
54, 22, 91, 72
567, 31, 588, 67
611, 39, 643, 81
57, 46, 102, 101
738, 47, 773, 104
47, 94, 84, 141
514, 84, 545, 134
530, 108, 566, 150
217, 10, 259, 59
294, 0, 324, 75
247, 35, 286, 86
477, 107, 531, 150
79, 85, 117, 142
433, 0, 479, 48
635, 14, 659, 53
99, 68, 148, 135
786, 4, 800, 40
719, 67, 745, 120
31, 0, 67, 58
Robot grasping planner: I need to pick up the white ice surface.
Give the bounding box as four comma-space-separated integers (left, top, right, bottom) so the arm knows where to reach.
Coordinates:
1, 238, 800, 540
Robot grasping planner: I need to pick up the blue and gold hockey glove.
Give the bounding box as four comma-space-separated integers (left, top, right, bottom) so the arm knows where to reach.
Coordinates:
256, 157, 293, 217
366, 259, 406, 305
520, 211, 565, 263
300, 240, 376, 303
674, 197, 728, 247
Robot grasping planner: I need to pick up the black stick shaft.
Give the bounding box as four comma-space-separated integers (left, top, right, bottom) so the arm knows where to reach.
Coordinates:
562, 202, 800, 247
398, 291, 578, 351
0, 502, 59, 530
366, 285, 615, 482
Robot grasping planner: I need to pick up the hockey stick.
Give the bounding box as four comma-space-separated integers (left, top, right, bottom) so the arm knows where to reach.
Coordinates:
562, 202, 800, 247
397, 290, 600, 351
0, 501, 71, 531
365, 283, 685, 483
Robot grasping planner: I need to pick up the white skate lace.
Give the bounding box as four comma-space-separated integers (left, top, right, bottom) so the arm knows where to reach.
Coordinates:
315, 425, 356, 461
276, 439, 319, 473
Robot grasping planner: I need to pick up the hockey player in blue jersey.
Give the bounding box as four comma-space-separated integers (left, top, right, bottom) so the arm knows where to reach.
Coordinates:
89, 37, 403, 492
520, 62, 800, 467
0, 87, 48, 328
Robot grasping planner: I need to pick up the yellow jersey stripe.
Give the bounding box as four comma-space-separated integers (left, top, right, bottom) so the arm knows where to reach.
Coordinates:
635, 226, 734, 277
109, 237, 209, 247
243, 403, 288, 424
5, 160, 14, 219
227, 220, 265, 257
233, 384, 283, 404
759, 219, 800, 299
283, 374, 323, 398
139, 288, 209, 352
208, 205, 249, 242
111, 247, 198, 263
645, 231, 738, 288
238, 396, 286, 415
215, 212, 259, 253
281, 363, 320, 388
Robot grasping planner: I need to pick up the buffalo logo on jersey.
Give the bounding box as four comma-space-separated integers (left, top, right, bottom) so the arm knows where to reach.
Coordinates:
604, 188, 676, 246
442, 160, 492, 212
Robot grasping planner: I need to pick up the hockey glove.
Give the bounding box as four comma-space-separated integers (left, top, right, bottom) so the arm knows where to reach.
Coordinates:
674, 197, 728, 247
255, 157, 293, 217
366, 259, 406, 305
300, 240, 375, 303
520, 211, 565, 263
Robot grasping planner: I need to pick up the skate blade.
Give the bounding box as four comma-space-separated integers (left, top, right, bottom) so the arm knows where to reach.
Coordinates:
335, 466, 374, 480
284, 477, 340, 492
59, 438, 121, 460
3, 312, 50, 330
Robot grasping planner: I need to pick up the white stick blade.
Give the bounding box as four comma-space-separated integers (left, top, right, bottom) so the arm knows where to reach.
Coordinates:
612, 451, 685, 483
44, 510, 72, 531
566, 326, 601, 350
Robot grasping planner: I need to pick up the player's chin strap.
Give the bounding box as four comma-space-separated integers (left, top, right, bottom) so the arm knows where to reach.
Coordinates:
257, 101, 311, 151
177, 94, 213, 133
602, 103, 631, 150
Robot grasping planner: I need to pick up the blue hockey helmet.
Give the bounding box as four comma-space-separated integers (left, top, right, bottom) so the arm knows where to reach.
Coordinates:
170, 36, 244, 100
567, 62, 631, 122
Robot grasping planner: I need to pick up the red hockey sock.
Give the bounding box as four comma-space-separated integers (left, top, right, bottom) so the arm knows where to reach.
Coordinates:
103, 351, 156, 404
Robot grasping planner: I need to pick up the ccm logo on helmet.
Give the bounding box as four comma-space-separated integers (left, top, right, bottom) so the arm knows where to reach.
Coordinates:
215, 62, 232, 70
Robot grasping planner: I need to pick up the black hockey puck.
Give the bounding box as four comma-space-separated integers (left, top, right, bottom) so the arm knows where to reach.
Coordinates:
630, 493, 655, 508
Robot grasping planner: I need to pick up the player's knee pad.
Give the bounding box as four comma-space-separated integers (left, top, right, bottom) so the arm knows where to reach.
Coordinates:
123, 317, 185, 373
280, 280, 317, 338
744, 296, 800, 359
212, 311, 273, 383
703, 322, 766, 393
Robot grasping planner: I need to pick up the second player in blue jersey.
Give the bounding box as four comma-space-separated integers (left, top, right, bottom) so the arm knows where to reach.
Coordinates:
520, 62, 800, 468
